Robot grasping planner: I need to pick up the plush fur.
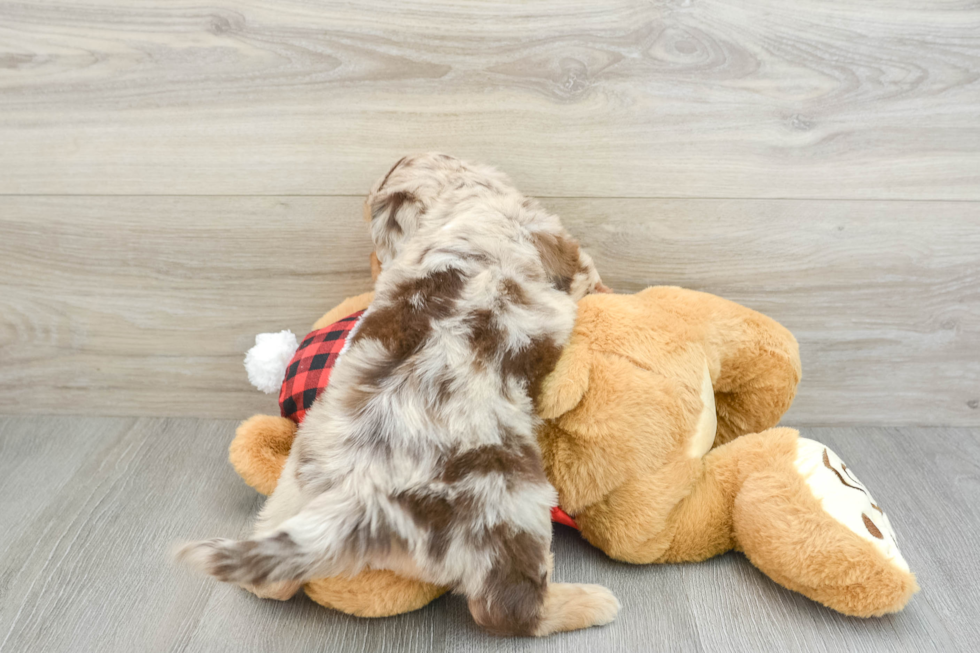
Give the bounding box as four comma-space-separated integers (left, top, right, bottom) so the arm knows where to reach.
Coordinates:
229, 286, 917, 619
180, 154, 618, 636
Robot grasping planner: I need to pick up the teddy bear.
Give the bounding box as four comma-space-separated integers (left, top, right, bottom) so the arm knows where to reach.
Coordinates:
232, 286, 917, 619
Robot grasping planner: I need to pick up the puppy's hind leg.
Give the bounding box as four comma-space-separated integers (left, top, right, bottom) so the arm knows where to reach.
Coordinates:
532, 582, 620, 636
251, 455, 308, 537
464, 531, 619, 637
228, 458, 308, 601
469, 577, 619, 637
240, 579, 304, 601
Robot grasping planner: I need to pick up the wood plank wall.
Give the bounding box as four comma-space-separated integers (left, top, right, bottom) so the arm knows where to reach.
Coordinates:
1, 1, 978, 424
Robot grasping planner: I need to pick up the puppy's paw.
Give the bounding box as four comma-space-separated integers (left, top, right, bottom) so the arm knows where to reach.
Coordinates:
241, 579, 304, 601
534, 582, 620, 635
575, 583, 620, 626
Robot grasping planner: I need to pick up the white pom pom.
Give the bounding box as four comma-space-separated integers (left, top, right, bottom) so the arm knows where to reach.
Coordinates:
244, 330, 299, 394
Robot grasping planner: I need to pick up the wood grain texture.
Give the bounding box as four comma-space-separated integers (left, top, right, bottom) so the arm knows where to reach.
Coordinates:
0, 416, 259, 653
0, 417, 976, 652
2, 196, 977, 425
1, 0, 978, 198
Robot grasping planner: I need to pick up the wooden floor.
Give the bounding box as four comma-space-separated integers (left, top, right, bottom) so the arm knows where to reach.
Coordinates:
0, 416, 975, 653
2, 1, 979, 651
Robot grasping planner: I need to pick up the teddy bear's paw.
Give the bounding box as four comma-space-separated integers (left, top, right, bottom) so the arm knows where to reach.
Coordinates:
794, 438, 909, 573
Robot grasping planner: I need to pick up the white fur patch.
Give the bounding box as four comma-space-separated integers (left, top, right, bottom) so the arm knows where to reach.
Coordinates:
795, 438, 909, 572
687, 362, 717, 458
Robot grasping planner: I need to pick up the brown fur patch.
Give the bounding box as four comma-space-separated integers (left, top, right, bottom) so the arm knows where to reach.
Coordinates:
394, 490, 454, 560
501, 336, 563, 406
502, 278, 530, 306
532, 232, 581, 293
353, 268, 466, 360
466, 309, 504, 366
441, 441, 545, 486
209, 540, 257, 582
346, 269, 465, 418
468, 526, 547, 636
208, 533, 301, 585
396, 434, 548, 562
384, 191, 416, 236
406, 269, 466, 320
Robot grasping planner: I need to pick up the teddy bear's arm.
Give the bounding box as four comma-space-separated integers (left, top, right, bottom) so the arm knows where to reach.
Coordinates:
634, 287, 801, 447
710, 312, 801, 447
229, 415, 298, 496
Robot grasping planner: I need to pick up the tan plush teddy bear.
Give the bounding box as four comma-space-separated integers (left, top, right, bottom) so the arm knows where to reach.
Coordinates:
232, 287, 917, 618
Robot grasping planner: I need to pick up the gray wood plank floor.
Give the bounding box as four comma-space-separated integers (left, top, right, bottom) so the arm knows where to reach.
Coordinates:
0, 416, 975, 653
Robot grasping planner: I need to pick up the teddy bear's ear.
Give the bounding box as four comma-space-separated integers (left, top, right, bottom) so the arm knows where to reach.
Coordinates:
538, 336, 593, 419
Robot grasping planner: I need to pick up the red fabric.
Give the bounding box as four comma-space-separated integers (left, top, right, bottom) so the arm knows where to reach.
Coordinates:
279, 310, 364, 424
551, 506, 580, 530
279, 310, 579, 530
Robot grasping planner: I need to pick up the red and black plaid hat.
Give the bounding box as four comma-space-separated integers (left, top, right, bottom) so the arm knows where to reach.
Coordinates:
279, 310, 365, 424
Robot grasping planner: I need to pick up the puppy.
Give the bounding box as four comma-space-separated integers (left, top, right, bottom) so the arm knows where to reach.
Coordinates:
179, 153, 618, 636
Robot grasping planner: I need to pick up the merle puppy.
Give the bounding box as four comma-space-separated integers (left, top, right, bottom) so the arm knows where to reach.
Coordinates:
179, 153, 618, 636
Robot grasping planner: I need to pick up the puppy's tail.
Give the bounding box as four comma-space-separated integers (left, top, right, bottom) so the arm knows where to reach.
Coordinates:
176, 498, 351, 586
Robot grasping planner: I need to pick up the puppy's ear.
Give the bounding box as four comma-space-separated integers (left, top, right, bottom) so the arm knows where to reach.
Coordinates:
365, 157, 425, 265
531, 231, 604, 299
367, 188, 420, 265
532, 231, 581, 293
